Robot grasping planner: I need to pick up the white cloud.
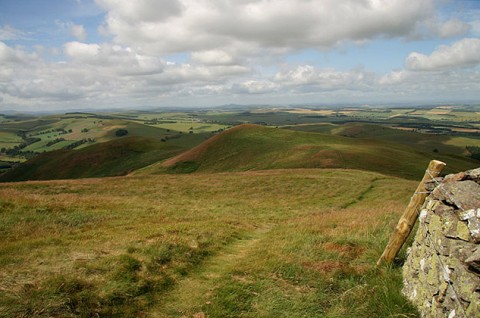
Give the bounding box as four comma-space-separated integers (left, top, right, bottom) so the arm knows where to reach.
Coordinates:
379, 70, 410, 85
0, 25, 24, 41
273, 65, 375, 92
232, 80, 278, 94
96, 0, 184, 23
406, 38, 480, 71
3, 35, 479, 112
153, 63, 249, 86
378, 68, 480, 101
95, 0, 438, 56
0, 41, 21, 64
434, 18, 470, 38
191, 50, 237, 66
0, 41, 38, 65
64, 41, 99, 60
64, 42, 165, 76
0, 41, 252, 110
70, 24, 87, 41
1, 0, 479, 111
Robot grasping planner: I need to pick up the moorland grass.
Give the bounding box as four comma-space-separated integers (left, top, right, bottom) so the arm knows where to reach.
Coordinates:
0, 137, 185, 182
289, 122, 480, 153
0, 169, 418, 317
160, 124, 476, 179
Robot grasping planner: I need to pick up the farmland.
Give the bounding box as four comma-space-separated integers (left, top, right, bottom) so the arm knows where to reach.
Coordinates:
0, 105, 479, 174
1, 105, 479, 180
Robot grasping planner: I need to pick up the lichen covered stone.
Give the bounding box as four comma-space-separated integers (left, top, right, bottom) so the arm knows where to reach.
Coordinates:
402, 168, 480, 317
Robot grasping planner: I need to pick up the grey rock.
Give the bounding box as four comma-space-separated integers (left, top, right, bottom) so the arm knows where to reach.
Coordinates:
458, 209, 480, 243
465, 246, 480, 275
443, 172, 466, 183
464, 168, 480, 184
435, 202, 455, 218
437, 181, 480, 211
403, 167, 480, 317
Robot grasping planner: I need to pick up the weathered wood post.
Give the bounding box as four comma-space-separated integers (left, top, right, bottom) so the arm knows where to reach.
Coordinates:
376, 160, 446, 266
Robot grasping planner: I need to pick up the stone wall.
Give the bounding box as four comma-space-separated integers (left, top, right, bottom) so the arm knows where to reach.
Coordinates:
403, 168, 480, 317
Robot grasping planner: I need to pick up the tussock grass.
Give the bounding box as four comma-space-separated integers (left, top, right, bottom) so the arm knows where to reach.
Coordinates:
0, 169, 418, 317
0, 136, 182, 182
160, 124, 476, 179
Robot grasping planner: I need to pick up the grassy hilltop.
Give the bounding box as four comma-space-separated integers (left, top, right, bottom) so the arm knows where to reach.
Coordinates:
0, 169, 418, 317
158, 124, 476, 179
1, 106, 479, 316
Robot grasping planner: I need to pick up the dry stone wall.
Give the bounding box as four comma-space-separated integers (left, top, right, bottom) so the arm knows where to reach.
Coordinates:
403, 168, 480, 317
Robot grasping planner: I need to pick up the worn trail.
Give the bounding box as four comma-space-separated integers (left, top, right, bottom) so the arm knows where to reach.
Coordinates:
149, 226, 271, 317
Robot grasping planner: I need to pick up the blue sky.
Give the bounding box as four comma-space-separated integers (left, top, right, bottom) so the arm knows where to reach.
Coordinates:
1, 0, 480, 111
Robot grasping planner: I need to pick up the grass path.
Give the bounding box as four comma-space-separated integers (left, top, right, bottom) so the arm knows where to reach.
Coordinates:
150, 226, 272, 317
0, 170, 418, 317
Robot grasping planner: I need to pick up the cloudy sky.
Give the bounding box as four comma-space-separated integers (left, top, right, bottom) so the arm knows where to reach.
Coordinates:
1, 0, 480, 111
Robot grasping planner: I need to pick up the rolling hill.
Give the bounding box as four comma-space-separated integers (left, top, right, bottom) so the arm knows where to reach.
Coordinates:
0, 136, 182, 182
159, 124, 477, 179
2, 118, 477, 316
287, 122, 480, 154
3, 123, 477, 182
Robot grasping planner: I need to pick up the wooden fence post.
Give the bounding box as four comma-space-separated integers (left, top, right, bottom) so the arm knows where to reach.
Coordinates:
376, 160, 446, 266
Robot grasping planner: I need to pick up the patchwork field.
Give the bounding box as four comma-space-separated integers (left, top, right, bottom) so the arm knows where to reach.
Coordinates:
1, 105, 479, 167
0, 131, 23, 150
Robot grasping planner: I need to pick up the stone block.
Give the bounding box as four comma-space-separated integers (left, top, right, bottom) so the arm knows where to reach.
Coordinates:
403, 167, 480, 317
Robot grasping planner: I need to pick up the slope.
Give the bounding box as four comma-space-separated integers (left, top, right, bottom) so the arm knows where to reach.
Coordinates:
161, 124, 477, 179
0, 169, 418, 317
0, 136, 181, 182
288, 122, 480, 155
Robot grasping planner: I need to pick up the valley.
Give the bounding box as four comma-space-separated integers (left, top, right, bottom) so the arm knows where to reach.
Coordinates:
1, 105, 479, 180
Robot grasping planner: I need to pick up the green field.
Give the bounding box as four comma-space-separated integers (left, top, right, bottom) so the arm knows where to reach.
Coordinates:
0, 136, 188, 182
0, 169, 418, 317
0, 131, 23, 149
0, 112, 222, 161
119, 111, 230, 133
2, 106, 479, 181
146, 122, 228, 133
2, 105, 480, 159
198, 106, 480, 131
287, 122, 480, 154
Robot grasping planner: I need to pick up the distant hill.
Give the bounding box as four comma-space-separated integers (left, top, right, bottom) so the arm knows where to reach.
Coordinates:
160, 124, 477, 179
286, 122, 480, 163
0, 136, 181, 182
2, 124, 476, 182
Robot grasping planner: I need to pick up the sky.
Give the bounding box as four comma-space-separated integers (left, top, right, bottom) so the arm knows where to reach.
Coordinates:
1, 0, 480, 112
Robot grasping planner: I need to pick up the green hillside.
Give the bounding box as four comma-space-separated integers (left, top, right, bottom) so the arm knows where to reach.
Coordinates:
0, 113, 216, 166
160, 124, 477, 179
0, 136, 182, 182
288, 122, 480, 154
0, 169, 418, 317
4, 123, 477, 182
